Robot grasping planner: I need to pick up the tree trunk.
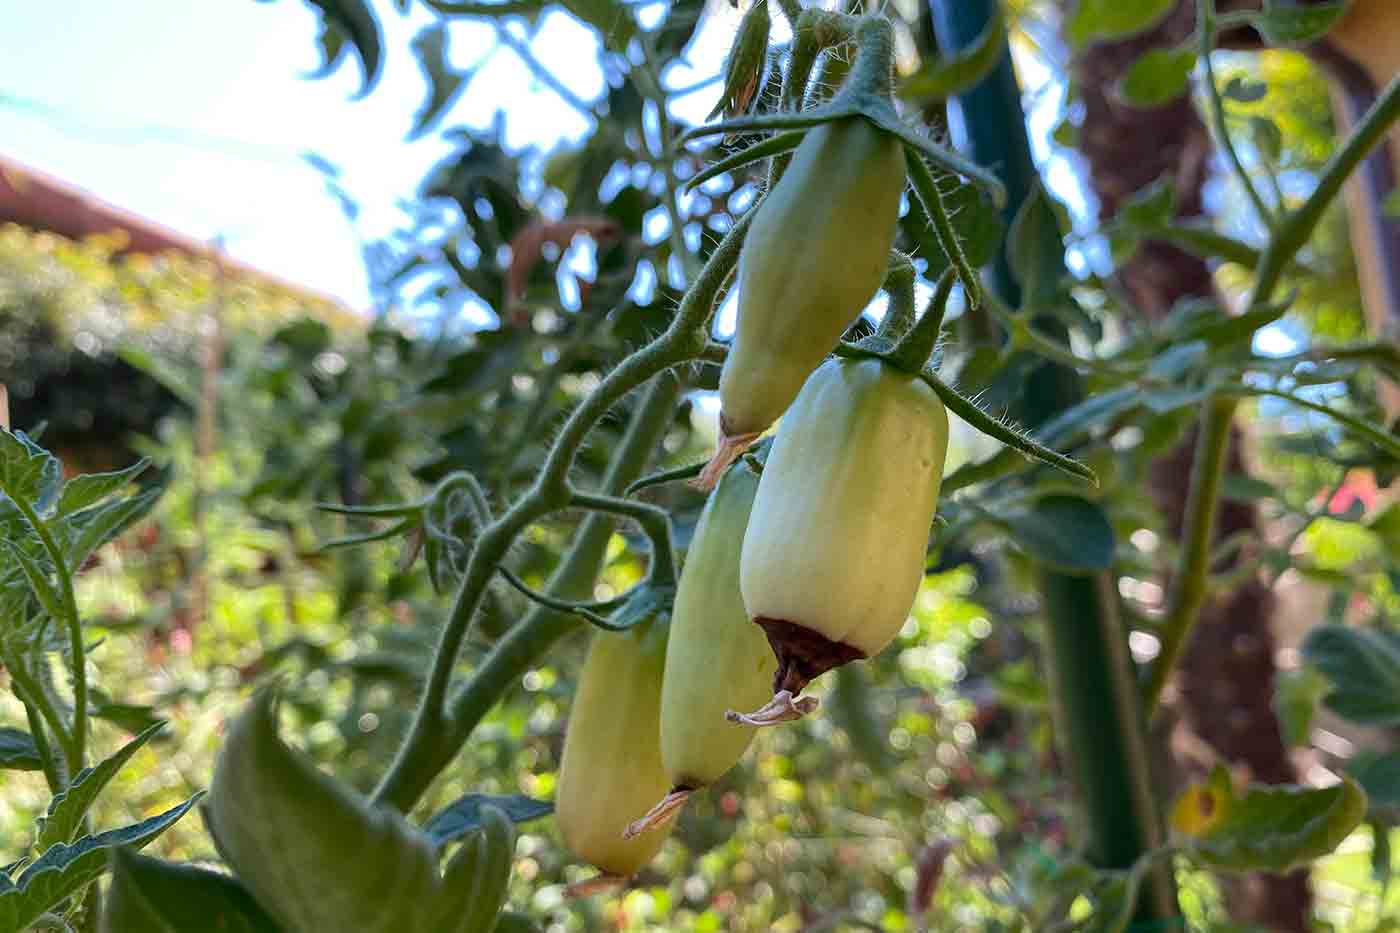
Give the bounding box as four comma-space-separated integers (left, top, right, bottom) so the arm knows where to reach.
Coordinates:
1072, 3, 1311, 928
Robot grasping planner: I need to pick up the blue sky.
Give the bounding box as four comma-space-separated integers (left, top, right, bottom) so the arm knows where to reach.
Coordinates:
0, 0, 748, 310
1, 1, 1097, 317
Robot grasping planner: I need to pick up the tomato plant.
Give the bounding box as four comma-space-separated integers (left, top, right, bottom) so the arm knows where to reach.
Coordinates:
2, 0, 1399, 930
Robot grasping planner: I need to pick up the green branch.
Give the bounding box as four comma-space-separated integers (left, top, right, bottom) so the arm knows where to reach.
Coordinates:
1143, 395, 1238, 713
372, 212, 754, 813
3, 645, 67, 791
1248, 72, 1400, 310
905, 150, 983, 311
1197, 0, 1274, 231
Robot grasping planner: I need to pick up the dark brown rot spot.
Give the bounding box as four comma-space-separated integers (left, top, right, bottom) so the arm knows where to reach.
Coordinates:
755, 617, 866, 695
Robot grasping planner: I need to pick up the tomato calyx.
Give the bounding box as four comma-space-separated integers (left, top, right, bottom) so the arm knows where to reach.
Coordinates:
760, 616, 867, 695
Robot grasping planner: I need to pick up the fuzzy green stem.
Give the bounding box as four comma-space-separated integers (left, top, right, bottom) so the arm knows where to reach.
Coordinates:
1, 639, 71, 783
771, 10, 854, 185
685, 130, 803, 194
1247, 72, 1400, 311
625, 459, 708, 496
13, 672, 64, 792
930, 0, 1175, 918
1041, 573, 1169, 889
781, 22, 821, 113
772, 0, 803, 29
905, 152, 983, 311
569, 491, 678, 588
875, 250, 919, 341
841, 15, 894, 102
496, 566, 633, 629
1241, 386, 1400, 458
374, 373, 680, 811
373, 214, 752, 812
1197, 0, 1274, 231
1143, 395, 1238, 714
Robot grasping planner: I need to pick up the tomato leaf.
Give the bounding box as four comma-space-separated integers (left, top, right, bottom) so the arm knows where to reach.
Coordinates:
998, 495, 1115, 574
1067, 0, 1174, 47
1271, 665, 1329, 748
1303, 625, 1400, 726
0, 796, 201, 933
37, 723, 167, 853
307, 0, 383, 96
900, 5, 1006, 102
1171, 767, 1367, 874
425, 793, 553, 847
206, 689, 516, 933
0, 728, 42, 772
1118, 46, 1196, 108
100, 847, 280, 933
1248, 1, 1349, 46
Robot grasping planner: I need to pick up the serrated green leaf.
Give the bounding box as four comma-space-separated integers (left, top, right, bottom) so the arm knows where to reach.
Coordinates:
1118, 46, 1196, 107
115, 349, 201, 409
55, 462, 149, 519
1030, 386, 1140, 446
1148, 341, 1207, 380
1222, 75, 1268, 103
492, 912, 540, 933
37, 723, 166, 853
0, 728, 42, 772
318, 518, 414, 552
1271, 665, 1329, 747
1007, 185, 1062, 303
99, 847, 280, 933
63, 489, 162, 577
1067, 0, 1174, 47
915, 176, 1004, 281
4, 543, 66, 625
314, 500, 425, 518
0, 796, 200, 933
899, 5, 1005, 102
1221, 473, 1280, 503
424, 793, 552, 847
1303, 625, 1400, 725
307, 0, 383, 96
1249, 1, 1348, 45
0, 430, 62, 518
1250, 115, 1283, 161
1368, 503, 1400, 555
1141, 384, 1211, 414
1171, 773, 1366, 874
88, 701, 162, 736
1348, 752, 1400, 813
409, 24, 472, 141
559, 0, 635, 53
997, 495, 1115, 573
206, 689, 514, 933
435, 804, 516, 933
1118, 176, 1176, 232
1384, 189, 1400, 219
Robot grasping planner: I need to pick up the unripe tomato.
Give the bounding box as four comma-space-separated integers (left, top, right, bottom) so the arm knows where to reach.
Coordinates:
716, 117, 906, 447
627, 458, 776, 836
740, 357, 949, 695
555, 615, 675, 877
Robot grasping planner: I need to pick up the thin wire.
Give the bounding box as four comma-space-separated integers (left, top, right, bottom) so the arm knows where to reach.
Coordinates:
0, 91, 307, 167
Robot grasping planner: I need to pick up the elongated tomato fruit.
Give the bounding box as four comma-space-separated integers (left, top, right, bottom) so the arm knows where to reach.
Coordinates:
739, 357, 948, 702
626, 458, 776, 837
555, 615, 675, 879
701, 117, 906, 487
